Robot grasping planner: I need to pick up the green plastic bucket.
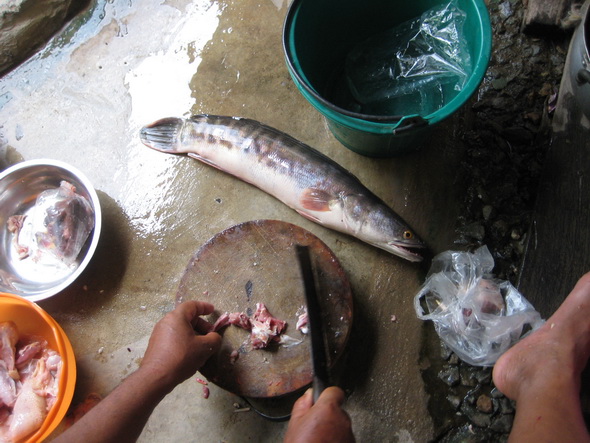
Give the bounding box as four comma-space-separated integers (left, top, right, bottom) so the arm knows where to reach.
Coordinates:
283, 0, 492, 157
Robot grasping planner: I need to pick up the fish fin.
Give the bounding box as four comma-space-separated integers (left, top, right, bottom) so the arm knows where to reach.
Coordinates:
187, 153, 222, 170
188, 153, 259, 188
296, 210, 321, 223
299, 188, 334, 211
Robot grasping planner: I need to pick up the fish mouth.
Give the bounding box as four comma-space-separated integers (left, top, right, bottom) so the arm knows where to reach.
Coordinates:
386, 241, 426, 263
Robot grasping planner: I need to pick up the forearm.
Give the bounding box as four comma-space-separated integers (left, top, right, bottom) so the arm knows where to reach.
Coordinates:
54, 367, 174, 443
53, 301, 221, 442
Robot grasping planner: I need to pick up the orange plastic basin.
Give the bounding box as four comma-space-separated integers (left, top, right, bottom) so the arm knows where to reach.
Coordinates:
0, 293, 76, 442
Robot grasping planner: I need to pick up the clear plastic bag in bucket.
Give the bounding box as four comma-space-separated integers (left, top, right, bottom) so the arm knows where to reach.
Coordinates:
346, 0, 472, 116
414, 246, 544, 367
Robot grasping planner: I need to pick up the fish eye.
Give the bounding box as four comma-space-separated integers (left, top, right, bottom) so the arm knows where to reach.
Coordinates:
403, 230, 413, 240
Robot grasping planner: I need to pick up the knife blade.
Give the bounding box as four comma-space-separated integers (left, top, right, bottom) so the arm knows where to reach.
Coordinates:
296, 244, 330, 403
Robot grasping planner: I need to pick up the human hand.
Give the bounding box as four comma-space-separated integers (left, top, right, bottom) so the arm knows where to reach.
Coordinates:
284, 387, 355, 443
140, 300, 221, 392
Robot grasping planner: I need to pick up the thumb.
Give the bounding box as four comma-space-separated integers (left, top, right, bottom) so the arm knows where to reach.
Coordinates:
290, 388, 313, 420
315, 386, 345, 406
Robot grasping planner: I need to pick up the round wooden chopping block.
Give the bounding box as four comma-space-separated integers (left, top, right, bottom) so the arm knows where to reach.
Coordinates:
176, 219, 353, 398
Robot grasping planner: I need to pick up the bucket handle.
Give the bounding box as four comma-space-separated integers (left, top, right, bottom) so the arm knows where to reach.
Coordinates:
577, 68, 590, 85
392, 115, 429, 135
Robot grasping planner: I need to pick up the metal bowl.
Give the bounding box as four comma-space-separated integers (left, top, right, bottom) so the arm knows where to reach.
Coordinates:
0, 159, 101, 301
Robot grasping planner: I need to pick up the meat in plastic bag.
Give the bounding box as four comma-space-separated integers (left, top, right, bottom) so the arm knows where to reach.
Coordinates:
8, 181, 94, 266
414, 246, 544, 367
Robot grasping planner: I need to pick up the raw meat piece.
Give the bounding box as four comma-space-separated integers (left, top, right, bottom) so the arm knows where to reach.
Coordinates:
6, 360, 48, 442
35, 181, 95, 264
212, 312, 252, 332
0, 361, 17, 409
250, 303, 286, 349
212, 303, 287, 349
0, 322, 62, 442
228, 312, 251, 330
15, 341, 44, 369
296, 306, 308, 334
6, 216, 29, 259
0, 322, 18, 380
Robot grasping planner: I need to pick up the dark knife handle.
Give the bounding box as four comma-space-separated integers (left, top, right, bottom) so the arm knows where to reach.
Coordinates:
296, 245, 330, 404
313, 374, 329, 403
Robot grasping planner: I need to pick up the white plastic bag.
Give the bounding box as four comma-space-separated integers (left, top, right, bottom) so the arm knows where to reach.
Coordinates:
414, 246, 544, 367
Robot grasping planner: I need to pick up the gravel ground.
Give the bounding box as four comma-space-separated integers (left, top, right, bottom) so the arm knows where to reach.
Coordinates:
424, 0, 577, 441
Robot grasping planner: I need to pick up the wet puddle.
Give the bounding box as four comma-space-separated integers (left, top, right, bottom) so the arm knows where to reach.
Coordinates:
0, 0, 226, 241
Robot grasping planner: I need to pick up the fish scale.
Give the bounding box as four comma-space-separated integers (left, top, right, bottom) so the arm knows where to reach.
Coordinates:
140, 114, 426, 262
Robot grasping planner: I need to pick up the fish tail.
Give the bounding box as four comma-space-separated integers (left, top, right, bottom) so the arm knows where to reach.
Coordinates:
139, 117, 183, 152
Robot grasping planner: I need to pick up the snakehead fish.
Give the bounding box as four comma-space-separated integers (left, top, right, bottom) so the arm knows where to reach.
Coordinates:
139, 115, 426, 262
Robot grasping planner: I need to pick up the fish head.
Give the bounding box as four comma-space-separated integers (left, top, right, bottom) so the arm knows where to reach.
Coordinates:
139, 117, 185, 153
380, 229, 426, 262
349, 200, 427, 262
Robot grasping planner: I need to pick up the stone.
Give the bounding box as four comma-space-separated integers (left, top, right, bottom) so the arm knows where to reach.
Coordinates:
446, 394, 462, 410
439, 366, 461, 387
440, 342, 453, 360
490, 388, 504, 398
522, 0, 572, 34
457, 222, 485, 242
490, 413, 514, 433
459, 365, 479, 387
460, 403, 492, 428
476, 394, 494, 414
482, 205, 495, 221
448, 353, 460, 365
474, 367, 492, 385
0, 0, 74, 75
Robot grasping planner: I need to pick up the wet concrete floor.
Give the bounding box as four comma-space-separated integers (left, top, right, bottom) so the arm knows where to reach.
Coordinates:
0, 0, 471, 441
